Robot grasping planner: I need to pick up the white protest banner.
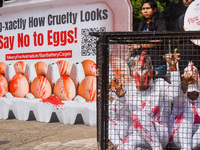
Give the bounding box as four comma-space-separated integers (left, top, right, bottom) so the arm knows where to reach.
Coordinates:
184, 0, 200, 46
0, 0, 132, 125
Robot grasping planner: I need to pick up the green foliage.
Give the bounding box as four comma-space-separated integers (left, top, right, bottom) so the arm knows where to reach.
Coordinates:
131, 0, 142, 21
156, 1, 165, 12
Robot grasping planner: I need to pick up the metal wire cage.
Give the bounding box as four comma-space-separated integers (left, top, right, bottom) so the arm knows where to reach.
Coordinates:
91, 31, 200, 150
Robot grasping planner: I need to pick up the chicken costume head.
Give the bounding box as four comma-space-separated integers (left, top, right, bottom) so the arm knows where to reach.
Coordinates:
184, 61, 200, 93
131, 50, 153, 86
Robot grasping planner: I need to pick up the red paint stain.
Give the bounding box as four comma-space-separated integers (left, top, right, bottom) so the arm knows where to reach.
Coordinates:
169, 112, 184, 141
90, 61, 96, 75
0, 74, 8, 96
63, 76, 71, 98
57, 60, 70, 76
192, 102, 200, 124
163, 84, 171, 89
10, 74, 23, 93
87, 77, 96, 101
109, 119, 117, 126
152, 121, 156, 131
152, 106, 160, 117
113, 66, 120, 75
141, 101, 146, 109
131, 113, 155, 143
38, 76, 47, 97
40, 95, 64, 106
16, 61, 25, 70
132, 113, 144, 130
121, 136, 129, 144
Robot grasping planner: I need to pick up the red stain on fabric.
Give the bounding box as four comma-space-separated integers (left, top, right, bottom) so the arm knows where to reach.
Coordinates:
109, 119, 117, 126
192, 102, 200, 124
121, 136, 130, 144
152, 121, 157, 131
132, 113, 155, 143
141, 101, 146, 109
152, 106, 160, 117
169, 112, 184, 141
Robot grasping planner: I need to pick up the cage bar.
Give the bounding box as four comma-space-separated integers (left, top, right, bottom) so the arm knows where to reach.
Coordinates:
92, 31, 200, 150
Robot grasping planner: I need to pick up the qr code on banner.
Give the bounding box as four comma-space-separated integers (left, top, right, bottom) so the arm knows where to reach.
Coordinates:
81, 27, 106, 56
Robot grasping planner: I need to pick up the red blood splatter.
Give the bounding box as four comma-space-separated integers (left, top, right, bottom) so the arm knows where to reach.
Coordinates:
192, 102, 200, 124
141, 101, 146, 109
90, 62, 96, 75
169, 112, 184, 141
16, 61, 25, 70
38, 76, 47, 96
0, 74, 8, 96
131, 113, 154, 143
121, 136, 130, 144
163, 84, 171, 89
113, 66, 120, 75
63, 76, 71, 98
109, 119, 117, 126
152, 121, 156, 131
153, 115, 162, 125
57, 60, 70, 76
87, 77, 96, 101
10, 74, 23, 93
152, 106, 160, 117
40, 95, 64, 106
132, 113, 143, 129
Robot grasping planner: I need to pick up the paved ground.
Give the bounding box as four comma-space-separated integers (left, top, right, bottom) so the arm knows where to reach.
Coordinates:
0, 111, 97, 150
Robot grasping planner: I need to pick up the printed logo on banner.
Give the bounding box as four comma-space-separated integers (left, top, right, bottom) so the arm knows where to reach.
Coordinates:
81, 27, 106, 56
194, 2, 200, 11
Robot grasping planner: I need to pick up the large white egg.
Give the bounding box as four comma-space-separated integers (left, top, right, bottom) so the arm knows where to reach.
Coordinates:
78, 76, 96, 102
31, 76, 52, 99
54, 76, 76, 101
35, 61, 48, 77
0, 74, 8, 97
14, 61, 26, 74
0, 62, 7, 75
82, 59, 96, 76
56, 60, 72, 76
10, 74, 29, 98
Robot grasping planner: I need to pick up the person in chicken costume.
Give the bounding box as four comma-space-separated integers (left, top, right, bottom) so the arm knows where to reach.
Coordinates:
108, 49, 180, 150
169, 61, 200, 150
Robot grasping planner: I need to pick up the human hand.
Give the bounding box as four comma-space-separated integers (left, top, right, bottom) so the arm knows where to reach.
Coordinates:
111, 83, 126, 98
108, 139, 118, 150
163, 48, 180, 71
181, 73, 197, 94
182, 73, 197, 86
